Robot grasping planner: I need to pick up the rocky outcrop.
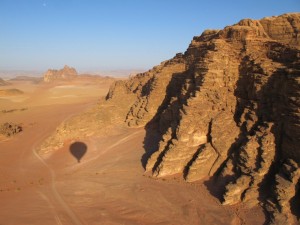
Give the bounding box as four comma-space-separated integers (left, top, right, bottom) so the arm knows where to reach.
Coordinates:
43, 65, 78, 82
266, 159, 300, 224
0, 122, 22, 137
106, 13, 300, 224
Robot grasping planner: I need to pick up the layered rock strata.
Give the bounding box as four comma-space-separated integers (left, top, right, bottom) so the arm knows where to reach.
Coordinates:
106, 13, 300, 224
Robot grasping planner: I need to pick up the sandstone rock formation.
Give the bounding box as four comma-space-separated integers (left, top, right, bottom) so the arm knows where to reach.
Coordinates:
43, 65, 115, 84
43, 65, 78, 82
106, 13, 300, 224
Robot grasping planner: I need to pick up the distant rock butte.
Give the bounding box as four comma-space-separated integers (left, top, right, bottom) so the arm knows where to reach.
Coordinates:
43, 65, 78, 82
43, 65, 116, 83
106, 13, 300, 224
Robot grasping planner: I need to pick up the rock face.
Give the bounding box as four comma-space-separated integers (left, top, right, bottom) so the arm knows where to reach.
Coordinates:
106, 13, 300, 224
43, 65, 78, 82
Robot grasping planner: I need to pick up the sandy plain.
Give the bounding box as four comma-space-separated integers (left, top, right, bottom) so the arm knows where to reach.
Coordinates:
0, 79, 264, 225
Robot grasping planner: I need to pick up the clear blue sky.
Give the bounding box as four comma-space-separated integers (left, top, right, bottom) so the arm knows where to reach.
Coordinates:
0, 0, 299, 72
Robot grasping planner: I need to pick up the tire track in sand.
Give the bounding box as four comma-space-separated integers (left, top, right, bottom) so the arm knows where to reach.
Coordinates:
33, 128, 143, 225
33, 147, 84, 225
30, 110, 90, 225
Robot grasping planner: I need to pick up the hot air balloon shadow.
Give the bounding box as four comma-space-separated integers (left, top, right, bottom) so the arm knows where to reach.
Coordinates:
70, 142, 87, 163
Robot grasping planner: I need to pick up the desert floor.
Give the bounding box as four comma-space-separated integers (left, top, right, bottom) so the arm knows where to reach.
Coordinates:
0, 80, 265, 225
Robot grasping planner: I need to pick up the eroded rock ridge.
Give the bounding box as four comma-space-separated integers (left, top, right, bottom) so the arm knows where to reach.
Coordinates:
106, 13, 300, 224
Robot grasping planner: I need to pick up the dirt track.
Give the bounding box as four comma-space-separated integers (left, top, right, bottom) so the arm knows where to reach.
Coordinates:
0, 81, 264, 225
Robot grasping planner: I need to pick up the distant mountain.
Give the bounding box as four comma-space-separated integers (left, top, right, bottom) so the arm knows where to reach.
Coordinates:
9, 76, 43, 84
83, 69, 146, 77
43, 65, 116, 83
0, 70, 42, 79
43, 65, 78, 82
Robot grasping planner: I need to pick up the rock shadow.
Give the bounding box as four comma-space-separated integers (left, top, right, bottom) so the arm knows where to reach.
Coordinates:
203, 176, 228, 201
141, 70, 194, 170
141, 123, 161, 169
70, 142, 87, 163
290, 186, 300, 221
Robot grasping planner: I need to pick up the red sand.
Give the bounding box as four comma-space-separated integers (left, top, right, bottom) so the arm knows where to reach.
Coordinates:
0, 81, 265, 224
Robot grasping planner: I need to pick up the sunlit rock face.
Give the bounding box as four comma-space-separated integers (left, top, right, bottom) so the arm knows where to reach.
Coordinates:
107, 13, 300, 224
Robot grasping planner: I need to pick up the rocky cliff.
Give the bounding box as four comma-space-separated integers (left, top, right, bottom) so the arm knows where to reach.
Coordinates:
106, 13, 300, 224
43, 65, 78, 82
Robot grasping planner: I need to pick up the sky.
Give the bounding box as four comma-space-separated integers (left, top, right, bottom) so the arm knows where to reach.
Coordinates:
0, 0, 299, 72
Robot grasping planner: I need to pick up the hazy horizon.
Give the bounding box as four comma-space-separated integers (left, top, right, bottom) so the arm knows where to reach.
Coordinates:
1, 0, 299, 71
0, 68, 146, 79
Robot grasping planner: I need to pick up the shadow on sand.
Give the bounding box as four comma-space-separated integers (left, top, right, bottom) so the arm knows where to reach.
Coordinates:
70, 142, 87, 163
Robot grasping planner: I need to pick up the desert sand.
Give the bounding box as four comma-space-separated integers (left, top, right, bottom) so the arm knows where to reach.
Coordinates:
0, 79, 265, 225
